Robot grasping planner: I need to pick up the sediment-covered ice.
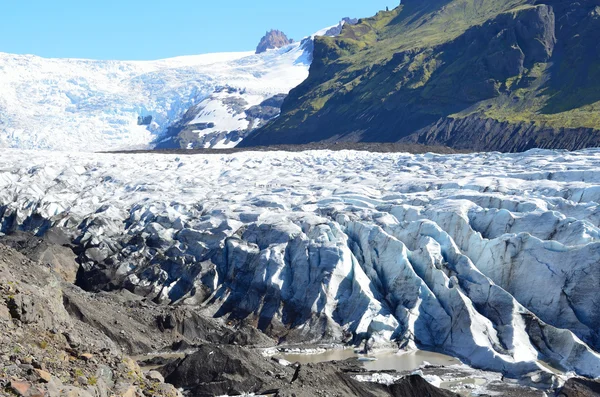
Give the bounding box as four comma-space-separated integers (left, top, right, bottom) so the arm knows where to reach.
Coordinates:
2, 148, 600, 380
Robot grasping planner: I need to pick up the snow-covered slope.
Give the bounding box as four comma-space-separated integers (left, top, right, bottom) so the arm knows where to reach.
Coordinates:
0, 41, 311, 151
2, 148, 600, 383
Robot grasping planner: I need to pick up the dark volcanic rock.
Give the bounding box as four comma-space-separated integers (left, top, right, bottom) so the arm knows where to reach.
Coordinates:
256, 30, 294, 54
557, 378, 600, 397
401, 115, 600, 152
162, 344, 280, 396
245, 93, 287, 121
385, 375, 460, 397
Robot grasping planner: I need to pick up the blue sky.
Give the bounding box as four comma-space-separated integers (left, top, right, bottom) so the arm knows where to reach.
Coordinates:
0, 0, 392, 60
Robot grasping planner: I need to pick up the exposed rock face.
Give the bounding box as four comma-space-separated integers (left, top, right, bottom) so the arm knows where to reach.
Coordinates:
401, 115, 600, 152
240, 0, 600, 152
256, 30, 294, 54
157, 91, 288, 150
323, 17, 359, 37
0, 244, 183, 397
557, 378, 600, 397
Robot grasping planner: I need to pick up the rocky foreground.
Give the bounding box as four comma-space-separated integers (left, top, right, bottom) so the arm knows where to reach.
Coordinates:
0, 239, 469, 397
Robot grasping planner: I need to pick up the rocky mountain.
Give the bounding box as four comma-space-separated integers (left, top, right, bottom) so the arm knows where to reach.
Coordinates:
240, 0, 600, 151
256, 30, 294, 54
158, 21, 357, 150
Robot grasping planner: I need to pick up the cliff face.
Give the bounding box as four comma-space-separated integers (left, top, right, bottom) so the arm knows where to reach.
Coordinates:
403, 115, 600, 152
255, 30, 294, 54
241, 0, 600, 152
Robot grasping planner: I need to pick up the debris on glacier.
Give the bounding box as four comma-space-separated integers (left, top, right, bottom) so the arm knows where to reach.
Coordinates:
2, 148, 600, 384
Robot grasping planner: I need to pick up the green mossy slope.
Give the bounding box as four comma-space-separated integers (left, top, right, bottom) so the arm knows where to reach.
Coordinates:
241, 0, 600, 151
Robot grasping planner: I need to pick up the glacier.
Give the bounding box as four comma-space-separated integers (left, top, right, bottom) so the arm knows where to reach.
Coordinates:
1, 148, 600, 382
0, 42, 311, 151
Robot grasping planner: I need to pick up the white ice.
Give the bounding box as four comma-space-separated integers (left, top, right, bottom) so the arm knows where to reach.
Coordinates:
0, 40, 311, 151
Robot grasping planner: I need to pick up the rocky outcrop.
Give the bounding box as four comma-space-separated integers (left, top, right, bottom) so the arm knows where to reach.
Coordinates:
0, 244, 183, 397
323, 17, 359, 37
256, 30, 294, 54
156, 91, 290, 150
557, 378, 600, 397
401, 115, 600, 152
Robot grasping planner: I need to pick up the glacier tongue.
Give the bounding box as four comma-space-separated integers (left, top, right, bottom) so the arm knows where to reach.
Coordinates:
0, 41, 311, 151
2, 148, 600, 380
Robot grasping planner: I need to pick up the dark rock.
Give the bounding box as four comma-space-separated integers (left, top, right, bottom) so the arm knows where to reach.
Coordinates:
401, 115, 600, 152
163, 344, 280, 396
256, 30, 294, 54
170, 339, 195, 351
557, 378, 600, 397
385, 375, 461, 397
7, 294, 45, 325
137, 115, 153, 126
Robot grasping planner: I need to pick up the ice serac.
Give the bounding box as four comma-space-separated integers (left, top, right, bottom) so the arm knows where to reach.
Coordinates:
2, 148, 600, 382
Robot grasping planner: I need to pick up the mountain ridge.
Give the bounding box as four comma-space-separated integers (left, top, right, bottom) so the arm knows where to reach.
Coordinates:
240, 0, 600, 152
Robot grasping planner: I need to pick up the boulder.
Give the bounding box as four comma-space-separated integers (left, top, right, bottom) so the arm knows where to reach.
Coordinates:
557, 378, 600, 397
385, 375, 460, 397
145, 370, 165, 383
34, 368, 52, 383
8, 380, 31, 396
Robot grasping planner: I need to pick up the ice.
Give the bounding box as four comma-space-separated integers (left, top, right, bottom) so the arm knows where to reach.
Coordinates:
2, 148, 600, 380
0, 39, 311, 151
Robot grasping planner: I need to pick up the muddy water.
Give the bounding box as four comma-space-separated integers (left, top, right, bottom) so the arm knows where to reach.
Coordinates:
277, 348, 461, 371
362, 350, 461, 371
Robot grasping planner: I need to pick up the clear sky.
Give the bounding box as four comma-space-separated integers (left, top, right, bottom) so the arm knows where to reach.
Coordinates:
0, 0, 393, 60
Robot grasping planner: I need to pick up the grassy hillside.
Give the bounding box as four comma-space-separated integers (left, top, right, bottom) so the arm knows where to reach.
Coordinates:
241, 0, 600, 151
